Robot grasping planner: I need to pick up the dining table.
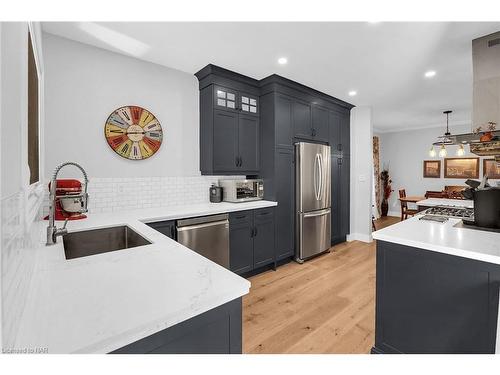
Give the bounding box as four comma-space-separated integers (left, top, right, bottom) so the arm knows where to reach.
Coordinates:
399, 196, 426, 204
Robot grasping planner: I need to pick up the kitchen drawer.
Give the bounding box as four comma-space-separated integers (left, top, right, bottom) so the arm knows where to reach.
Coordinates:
229, 210, 253, 226
253, 207, 275, 222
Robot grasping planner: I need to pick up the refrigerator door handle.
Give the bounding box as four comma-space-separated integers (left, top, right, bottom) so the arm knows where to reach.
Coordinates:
318, 153, 323, 201
313, 154, 320, 201
303, 208, 331, 218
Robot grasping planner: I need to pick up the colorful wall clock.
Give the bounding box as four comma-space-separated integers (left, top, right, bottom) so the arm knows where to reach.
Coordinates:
104, 106, 163, 160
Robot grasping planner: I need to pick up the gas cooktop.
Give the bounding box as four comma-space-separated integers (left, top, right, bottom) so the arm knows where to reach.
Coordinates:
423, 206, 474, 219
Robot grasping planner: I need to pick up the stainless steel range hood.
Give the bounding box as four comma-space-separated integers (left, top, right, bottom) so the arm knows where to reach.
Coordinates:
470, 31, 500, 160
473, 31, 500, 131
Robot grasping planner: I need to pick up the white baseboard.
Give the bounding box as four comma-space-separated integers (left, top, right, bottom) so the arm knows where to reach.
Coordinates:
347, 233, 373, 243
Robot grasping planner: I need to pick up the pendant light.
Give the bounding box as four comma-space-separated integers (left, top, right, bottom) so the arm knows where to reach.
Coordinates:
429, 145, 437, 157
456, 144, 465, 156
438, 144, 447, 157
430, 110, 453, 158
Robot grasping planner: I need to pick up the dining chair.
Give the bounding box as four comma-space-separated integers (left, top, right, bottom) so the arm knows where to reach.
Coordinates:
399, 189, 418, 220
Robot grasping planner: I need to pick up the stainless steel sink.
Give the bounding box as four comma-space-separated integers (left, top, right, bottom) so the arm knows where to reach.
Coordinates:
63, 225, 151, 260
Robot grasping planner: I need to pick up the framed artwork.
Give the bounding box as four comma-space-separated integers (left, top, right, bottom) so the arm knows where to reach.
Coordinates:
483, 159, 500, 179
444, 157, 479, 179
104, 106, 163, 160
423, 160, 441, 178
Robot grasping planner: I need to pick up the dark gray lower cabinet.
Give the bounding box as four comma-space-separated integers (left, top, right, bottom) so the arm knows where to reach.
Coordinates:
145, 220, 176, 240
253, 209, 275, 268
112, 298, 242, 354
373, 241, 500, 354
229, 210, 254, 274
339, 156, 350, 240
229, 208, 275, 275
330, 156, 341, 244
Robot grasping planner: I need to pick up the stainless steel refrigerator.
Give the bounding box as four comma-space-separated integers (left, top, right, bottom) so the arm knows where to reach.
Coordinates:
295, 142, 331, 262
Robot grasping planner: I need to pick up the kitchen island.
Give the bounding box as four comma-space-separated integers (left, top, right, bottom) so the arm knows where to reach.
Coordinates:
372, 214, 500, 354
14, 200, 277, 354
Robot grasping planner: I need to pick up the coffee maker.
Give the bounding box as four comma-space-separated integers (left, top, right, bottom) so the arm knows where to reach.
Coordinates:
44, 179, 87, 221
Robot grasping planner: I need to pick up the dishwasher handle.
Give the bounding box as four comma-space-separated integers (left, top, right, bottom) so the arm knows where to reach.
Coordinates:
176, 219, 229, 232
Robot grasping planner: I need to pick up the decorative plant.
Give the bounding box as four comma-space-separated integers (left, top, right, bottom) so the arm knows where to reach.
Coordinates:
380, 170, 393, 217
474, 121, 497, 133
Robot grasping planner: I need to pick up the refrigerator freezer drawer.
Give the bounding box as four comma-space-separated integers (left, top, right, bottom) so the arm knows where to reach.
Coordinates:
296, 208, 331, 261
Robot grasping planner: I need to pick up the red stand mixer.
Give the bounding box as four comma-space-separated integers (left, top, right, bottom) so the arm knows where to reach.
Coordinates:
44, 179, 87, 221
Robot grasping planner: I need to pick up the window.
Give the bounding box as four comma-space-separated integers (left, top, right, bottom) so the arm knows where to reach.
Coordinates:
216, 88, 236, 109
241, 96, 257, 113
28, 31, 39, 184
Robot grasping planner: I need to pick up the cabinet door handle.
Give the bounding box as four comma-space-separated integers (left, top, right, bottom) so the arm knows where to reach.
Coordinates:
250, 228, 254, 237
338, 158, 343, 165
338, 143, 342, 151
239, 156, 243, 167
254, 226, 258, 237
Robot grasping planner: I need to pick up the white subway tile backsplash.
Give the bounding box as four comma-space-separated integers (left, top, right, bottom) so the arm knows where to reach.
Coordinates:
42, 175, 244, 215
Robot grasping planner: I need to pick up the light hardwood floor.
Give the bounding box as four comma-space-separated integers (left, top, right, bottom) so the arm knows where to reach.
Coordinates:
242, 216, 400, 354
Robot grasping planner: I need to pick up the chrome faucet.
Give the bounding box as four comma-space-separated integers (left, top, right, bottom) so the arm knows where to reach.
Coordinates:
46, 162, 89, 245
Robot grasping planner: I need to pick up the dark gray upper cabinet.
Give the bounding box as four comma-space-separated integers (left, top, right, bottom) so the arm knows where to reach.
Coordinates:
213, 109, 239, 171
293, 99, 312, 140
238, 114, 259, 172
311, 105, 329, 142
275, 94, 293, 148
195, 65, 261, 175
329, 110, 342, 156
340, 111, 350, 157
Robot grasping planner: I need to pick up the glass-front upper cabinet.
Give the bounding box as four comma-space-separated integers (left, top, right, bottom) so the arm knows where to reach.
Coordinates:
214, 86, 237, 111
240, 94, 258, 115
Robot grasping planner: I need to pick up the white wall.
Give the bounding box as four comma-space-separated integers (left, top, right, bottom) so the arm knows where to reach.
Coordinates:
348, 106, 373, 243
0, 22, 45, 350
379, 123, 499, 216
1, 24, 26, 197
42, 33, 200, 178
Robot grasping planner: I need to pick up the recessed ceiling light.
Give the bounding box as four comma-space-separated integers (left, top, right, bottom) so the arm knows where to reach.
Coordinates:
424, 70, 436, 78
348, 90, 357, 97
277, 57, 288, 65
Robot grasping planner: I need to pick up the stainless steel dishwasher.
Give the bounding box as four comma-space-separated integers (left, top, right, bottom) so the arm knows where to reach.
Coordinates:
176, 214, 229, 268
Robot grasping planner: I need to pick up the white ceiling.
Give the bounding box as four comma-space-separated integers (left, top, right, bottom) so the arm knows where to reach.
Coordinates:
42, 22, 500, 132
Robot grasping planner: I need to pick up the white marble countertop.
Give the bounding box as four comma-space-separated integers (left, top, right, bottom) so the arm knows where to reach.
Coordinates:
416, 198, 473, 208
15, 200, 277, 353
373, 214, 500, 265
